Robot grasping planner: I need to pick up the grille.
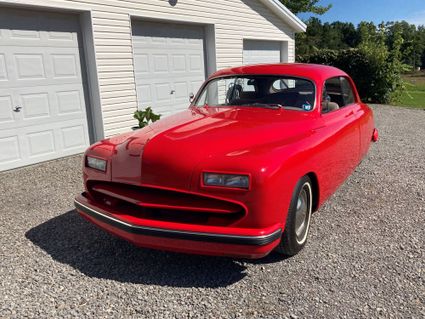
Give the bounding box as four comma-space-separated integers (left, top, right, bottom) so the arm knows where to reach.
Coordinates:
87, 182, 246, 226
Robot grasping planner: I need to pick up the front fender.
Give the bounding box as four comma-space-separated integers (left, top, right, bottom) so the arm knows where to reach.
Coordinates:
188, 139, 314, 230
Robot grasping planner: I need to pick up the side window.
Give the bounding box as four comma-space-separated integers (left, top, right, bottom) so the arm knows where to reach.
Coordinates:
340, 77, 355, 106
322, 77, 343, 113
195, 89, 207, 106
240, 78, 256, 92
322, 76, 356, 113
271, 79, 295, 91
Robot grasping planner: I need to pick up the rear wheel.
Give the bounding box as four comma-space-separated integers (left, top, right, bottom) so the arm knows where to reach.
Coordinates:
276, 176, 313, 256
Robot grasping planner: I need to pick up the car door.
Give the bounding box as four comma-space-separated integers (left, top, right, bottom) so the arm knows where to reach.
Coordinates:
317, 76, 361, 200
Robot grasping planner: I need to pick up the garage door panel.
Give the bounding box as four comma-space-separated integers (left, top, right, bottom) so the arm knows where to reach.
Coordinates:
0, 8, 90, 171
6, 84, 86, 124
133, 54, 149, 74
190, 80, 204, 95
0, 135, 21, 164
174, 82, 189, 99
133, 40, 203, 51
61, 124, 87, 150
189, 55, 203, 72
52, 54, 79, 78
0, 47, 83, 88
0, 95, 14, 123
136, 85, 151, 104
27, 129, 56, 158
19, 120, 88, 157
132, 21, 204, 40
152, 54, 169, 73
14, 54, 46, 80
243, 40, 282, 65
57, 90, 84, 114
20, 92, 51, 119
47, 31, 75, 42
0, 8, 79, 42
0, 78, 85, 89
10, 29, 40, 40
171, 55, 186, 72
132, 20, 206, 115
0, 54, 7, 80
155, 83, 173, 102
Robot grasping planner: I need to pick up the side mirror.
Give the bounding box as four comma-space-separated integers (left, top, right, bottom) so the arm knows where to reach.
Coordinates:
189, 92, 195, 103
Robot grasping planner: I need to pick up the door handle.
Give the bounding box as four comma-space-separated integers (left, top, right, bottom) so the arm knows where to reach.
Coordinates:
312, 125, 326, 133
345, 110, 354, 118
170, 90, 175, 95
13, 106, 22, 112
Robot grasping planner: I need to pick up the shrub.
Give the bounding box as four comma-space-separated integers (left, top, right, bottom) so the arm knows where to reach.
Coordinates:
298, 48, 404, 104
133, 107, 161, 128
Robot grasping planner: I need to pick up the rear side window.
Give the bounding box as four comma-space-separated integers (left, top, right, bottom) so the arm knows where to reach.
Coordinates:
340, 77, 355, 105
322, 76, 356, 113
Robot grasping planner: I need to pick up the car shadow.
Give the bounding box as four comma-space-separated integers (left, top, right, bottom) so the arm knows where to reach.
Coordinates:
25, 210, 250, 288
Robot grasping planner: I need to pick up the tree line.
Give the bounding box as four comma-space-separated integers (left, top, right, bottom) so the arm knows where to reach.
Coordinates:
277, 0, 424, 103
296, 18, 425, 69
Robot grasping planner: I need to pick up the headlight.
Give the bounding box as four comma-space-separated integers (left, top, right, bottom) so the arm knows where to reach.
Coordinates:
86, 156, 107, 172
203, 173, 250, 189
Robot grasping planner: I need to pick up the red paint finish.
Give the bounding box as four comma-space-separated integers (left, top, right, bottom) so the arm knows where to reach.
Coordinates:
76, 63, 376, 258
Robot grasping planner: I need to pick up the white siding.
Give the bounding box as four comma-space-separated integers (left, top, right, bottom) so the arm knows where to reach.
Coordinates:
1, 0, 296, 137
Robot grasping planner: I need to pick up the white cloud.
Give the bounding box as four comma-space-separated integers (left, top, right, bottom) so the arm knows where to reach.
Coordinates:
405, 10, 425, 26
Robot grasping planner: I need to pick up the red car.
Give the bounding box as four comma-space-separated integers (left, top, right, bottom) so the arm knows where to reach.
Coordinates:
75, 63, 378, 259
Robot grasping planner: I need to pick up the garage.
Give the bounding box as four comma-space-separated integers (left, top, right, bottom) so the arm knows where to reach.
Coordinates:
132, 21, 207, 116
0, 8, 90, 171
243, 40, 283, 65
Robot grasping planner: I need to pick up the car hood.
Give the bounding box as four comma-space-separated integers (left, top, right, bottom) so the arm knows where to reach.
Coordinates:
106, 106, 316, 188
149, 106, 314, 147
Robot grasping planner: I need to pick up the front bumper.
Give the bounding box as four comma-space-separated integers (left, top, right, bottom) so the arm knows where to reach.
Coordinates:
74, 194, 282, 258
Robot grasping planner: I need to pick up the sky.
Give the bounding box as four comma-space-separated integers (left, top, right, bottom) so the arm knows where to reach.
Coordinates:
298, 0, 425, 26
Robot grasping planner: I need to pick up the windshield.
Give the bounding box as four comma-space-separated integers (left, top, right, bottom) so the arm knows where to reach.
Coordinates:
194, 75, 315, 111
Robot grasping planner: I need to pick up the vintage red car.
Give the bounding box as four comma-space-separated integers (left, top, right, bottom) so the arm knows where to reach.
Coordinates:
75, 63, 378, 259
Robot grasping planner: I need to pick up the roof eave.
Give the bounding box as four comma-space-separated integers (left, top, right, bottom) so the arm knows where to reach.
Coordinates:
259, 0, 307, 33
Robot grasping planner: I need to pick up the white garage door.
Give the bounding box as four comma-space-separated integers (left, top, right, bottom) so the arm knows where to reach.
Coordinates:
243, 40, 282, 65
0, 8, 90, 171
132, 21, 206, 116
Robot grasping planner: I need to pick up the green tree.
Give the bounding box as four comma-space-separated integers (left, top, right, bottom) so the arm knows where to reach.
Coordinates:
296, 17, 323, 56
357, 21, 378, 45
321, 22, 359, 50
296, 19, 360, 58
298, 21, 406, 103
279, 0, 332, 15
333, 22, 359, 48
419, 26, 425, 67
386, 21, 421, 68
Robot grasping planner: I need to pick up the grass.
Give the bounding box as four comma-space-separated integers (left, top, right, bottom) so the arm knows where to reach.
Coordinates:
398, 72, 425, 109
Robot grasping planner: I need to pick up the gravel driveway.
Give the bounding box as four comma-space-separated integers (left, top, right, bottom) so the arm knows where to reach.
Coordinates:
1, 105, 424, 318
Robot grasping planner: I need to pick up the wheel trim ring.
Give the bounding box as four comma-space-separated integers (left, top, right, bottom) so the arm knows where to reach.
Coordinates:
295, 182, 313, 245
295, 190, 308, 237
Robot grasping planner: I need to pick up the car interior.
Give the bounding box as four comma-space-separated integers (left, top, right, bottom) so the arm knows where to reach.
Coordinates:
321, 76, 356, 113
225, 77, 315, 110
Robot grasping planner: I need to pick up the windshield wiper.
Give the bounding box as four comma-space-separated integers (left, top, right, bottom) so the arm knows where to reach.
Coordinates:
238, 103, 284, 109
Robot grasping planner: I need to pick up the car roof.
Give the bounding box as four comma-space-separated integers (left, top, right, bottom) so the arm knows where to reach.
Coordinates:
210, 63, 348, 83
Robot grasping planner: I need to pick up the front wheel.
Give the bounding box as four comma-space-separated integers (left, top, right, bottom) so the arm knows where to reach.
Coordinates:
275, 176, 313, 256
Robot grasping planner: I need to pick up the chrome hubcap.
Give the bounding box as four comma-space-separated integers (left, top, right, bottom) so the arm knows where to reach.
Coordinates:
294, 183, 312, 244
